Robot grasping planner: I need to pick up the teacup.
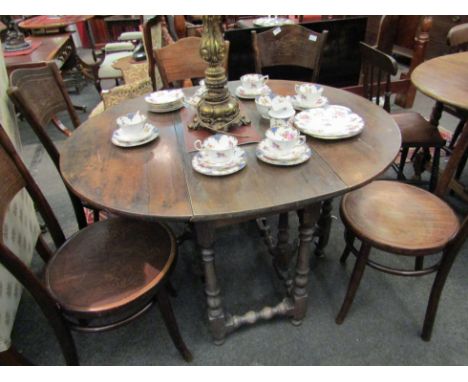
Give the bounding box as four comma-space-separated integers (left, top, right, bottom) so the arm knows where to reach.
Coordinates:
240, 73, 269, 92
268, 95, 295, 119
255, 93, 275, 119
265, 125, 306, 153
116, 111, 148, 140
194, 134, 238, 165
295, 83, 323, 107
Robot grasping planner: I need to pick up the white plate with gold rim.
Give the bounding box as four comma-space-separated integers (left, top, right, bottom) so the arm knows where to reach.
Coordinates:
294, 105, 365, 140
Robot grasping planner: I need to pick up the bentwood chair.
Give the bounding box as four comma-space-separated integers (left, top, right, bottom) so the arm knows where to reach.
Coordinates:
7, 62, 92, 228
152, 36, 230, 89
358, 42, 446, 191
0, 123, 192, 365
335, 123, 468, 341
251, 24, 328, 82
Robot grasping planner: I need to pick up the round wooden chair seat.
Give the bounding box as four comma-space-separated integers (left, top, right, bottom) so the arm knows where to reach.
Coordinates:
45, 218, 176, 318
340, 181, 459, 255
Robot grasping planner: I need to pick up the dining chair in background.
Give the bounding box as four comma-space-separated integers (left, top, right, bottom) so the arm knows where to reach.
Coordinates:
358, 42, 446, 191
335, 122, 468, 341
0, 123, 192, 365
151, 36, 230, 90
251, 24, 328, 83
7, 61, 91, 228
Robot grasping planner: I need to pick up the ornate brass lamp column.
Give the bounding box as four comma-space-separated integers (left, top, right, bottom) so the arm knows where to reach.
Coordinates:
189, 16, 249, 131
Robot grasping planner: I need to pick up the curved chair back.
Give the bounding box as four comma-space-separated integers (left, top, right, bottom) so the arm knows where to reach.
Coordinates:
153, 36, 230, 89
251, 24, 328, 82
359, 42, 398, 113
447, 23, 468, 51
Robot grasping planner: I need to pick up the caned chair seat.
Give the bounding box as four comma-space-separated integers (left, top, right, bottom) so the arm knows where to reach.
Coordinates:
340, 180, 459, 255
45, 218, 175, 318
392, 111, 446, 147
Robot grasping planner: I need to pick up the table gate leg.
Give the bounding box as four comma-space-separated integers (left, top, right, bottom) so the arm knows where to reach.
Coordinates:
195, 222, 227, 345
314, 199, 333, 258
291, 205, 320, 326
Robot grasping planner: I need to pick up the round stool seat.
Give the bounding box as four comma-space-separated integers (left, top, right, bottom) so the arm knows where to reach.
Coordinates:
340, 181, 459, 255
45, 218, 176, 317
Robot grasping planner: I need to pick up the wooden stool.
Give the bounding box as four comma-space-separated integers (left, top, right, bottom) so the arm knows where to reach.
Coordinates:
336, 180, 464, 341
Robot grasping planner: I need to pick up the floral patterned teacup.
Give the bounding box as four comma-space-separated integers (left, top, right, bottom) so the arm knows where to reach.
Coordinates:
194, 134, 238, 165
240, 74, 269, 92
265, 125, 306, 153
116, 111, 148, 140
295, 83, 323, 107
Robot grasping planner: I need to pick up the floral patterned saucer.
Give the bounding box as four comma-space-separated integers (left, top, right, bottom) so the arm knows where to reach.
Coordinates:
256, 139, 312, 166
111, 124, 160, 148
294, 105, 365, 140
291, 95, 328, 110
235, 85, 271, 100
192, 147, 247, 176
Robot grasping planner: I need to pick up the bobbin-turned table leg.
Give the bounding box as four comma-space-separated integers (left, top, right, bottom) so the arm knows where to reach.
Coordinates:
291, 204, 320, 326
195, 222, 226, 345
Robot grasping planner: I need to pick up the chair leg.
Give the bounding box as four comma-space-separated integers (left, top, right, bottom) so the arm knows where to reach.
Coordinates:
421, 237, 463, 341
156, 287, 193, 362
415, 256, 424, 271
398, 147, 409, 180
0, 345, 34, 366
448, 118, 466, 150
429, 147, 441, 192
455, 147, 468, 181
336, 241, 371, 325
339, 229, 355, 264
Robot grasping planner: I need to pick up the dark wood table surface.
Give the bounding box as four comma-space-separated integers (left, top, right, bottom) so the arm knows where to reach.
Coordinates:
19, 16, 93, 31
411, 52, 468, 111
60, 79, 401, 343
4, 34, 71, 74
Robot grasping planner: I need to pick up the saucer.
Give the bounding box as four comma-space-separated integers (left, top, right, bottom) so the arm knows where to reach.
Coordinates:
112, 124, 159, 147
268, 107, 296, 119
256, 139, 311, 166
235, 85, 271, 99
147, 101, 184, 113
192, 148, 247, 176
292, 95, 328, 110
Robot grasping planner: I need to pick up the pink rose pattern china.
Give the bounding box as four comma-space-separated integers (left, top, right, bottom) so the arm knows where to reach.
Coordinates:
294, 105, 365, 140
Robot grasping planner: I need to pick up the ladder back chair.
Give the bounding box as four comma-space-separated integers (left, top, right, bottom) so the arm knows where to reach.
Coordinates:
251, 24, 328, 82
0, 123, 192, 365
335, 122, 468, 341
153, 36, 230, 89
359, 42, 446, 191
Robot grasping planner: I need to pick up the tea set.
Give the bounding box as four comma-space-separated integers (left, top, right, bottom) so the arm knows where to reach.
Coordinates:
112, 73, 364, 175
235, 74, 271, 99
112, 111, 160, 148
145, 89, 185, 113
192, 134, 247, 176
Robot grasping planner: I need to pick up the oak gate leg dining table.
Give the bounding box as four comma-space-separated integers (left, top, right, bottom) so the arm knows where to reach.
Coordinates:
60, 80, 401, 344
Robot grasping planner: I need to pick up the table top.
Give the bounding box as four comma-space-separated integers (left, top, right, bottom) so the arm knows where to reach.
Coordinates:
4, 34, 70, 71
60, 80, 401, 223
411, 52, 468, 111
19, 16, 93, 30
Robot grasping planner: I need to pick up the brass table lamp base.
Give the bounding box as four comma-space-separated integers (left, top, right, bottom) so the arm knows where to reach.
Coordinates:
189, 16, 249, 132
